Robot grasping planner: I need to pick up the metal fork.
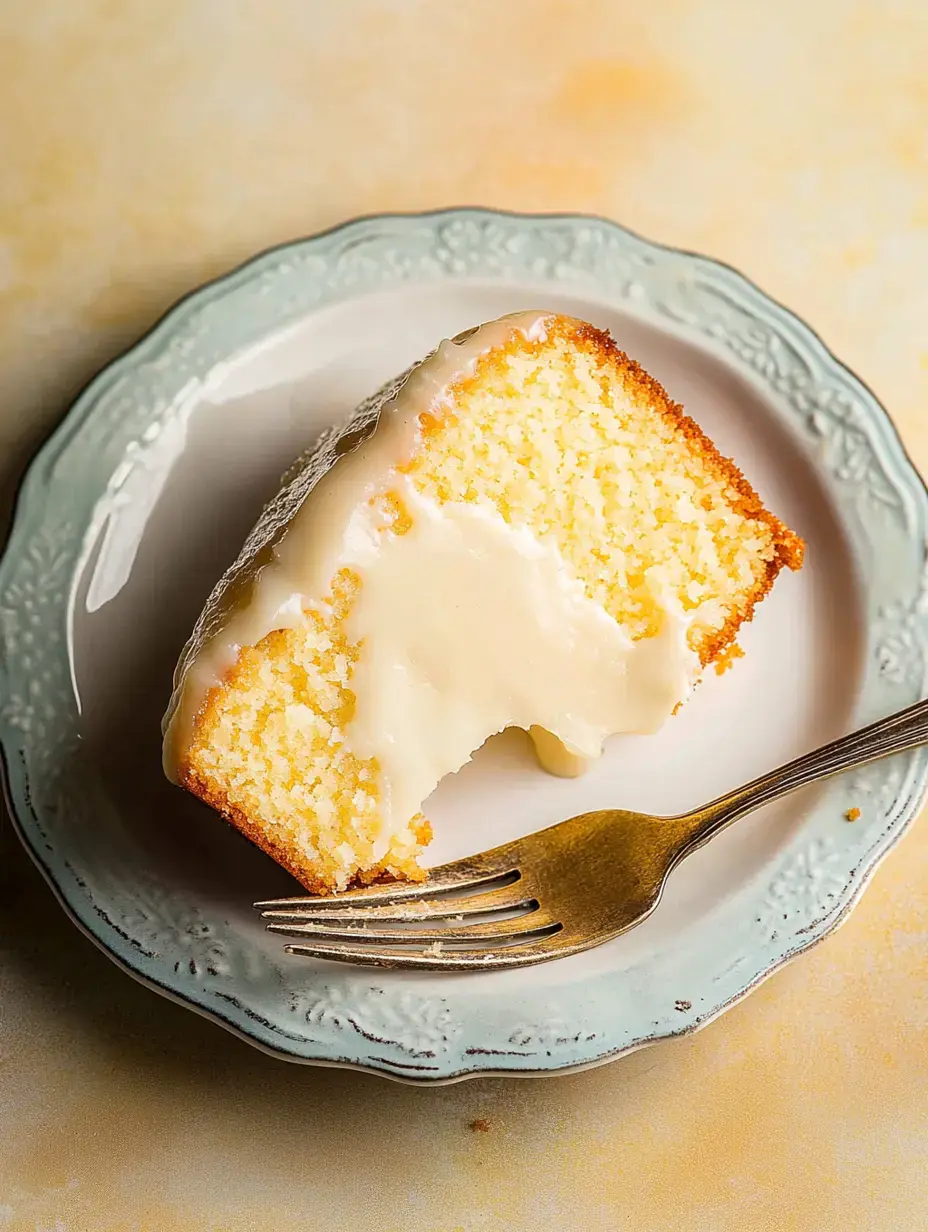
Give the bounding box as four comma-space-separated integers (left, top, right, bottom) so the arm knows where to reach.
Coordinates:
255, 697, 928, 971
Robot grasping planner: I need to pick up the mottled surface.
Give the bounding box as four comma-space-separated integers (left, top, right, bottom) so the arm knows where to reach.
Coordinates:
1, 1, 928, 1228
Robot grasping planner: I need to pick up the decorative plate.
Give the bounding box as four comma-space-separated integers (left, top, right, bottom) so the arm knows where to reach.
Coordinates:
2, 209, 926, 1083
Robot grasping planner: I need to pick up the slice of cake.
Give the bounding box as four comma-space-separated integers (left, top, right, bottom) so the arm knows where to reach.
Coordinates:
162, 312, 803, 892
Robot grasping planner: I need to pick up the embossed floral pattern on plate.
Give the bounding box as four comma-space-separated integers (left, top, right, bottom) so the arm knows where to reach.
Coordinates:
1, 209, 927, 1081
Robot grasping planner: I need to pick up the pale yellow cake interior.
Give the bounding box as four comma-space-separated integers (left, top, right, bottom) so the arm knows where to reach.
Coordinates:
181, 318, 801, 893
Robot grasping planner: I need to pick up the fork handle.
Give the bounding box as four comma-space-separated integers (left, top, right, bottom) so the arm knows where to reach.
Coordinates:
676, 695, 928, 855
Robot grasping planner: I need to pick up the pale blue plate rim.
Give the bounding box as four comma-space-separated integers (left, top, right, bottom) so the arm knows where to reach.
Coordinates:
1, 207, 926, 1083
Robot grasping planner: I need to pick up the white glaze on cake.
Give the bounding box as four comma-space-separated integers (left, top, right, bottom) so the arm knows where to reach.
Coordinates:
162, 311, 701, 849
338, 480, 696, 846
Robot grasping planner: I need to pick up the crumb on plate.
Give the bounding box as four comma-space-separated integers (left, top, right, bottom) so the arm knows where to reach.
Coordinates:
713, 641, 745, 676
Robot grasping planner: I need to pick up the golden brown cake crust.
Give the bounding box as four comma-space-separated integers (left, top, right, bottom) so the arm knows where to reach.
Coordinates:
182, 760, 430, 895
183, 764, 335, 894
565, 319, 804, 667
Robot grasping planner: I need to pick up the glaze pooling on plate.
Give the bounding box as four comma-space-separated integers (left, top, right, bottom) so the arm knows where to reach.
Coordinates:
0, 209, 926, 1081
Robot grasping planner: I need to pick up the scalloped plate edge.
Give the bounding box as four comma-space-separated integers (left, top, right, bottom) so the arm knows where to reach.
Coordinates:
1, 208, 927, 1081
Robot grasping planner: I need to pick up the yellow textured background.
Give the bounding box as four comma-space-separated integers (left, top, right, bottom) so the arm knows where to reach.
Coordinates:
1, 2, 927, 1228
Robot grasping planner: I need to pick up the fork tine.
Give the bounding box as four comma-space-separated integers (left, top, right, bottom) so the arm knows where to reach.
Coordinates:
283, 933, 563, 970
266, 916, 557, 944
258, 885, 536, 924
254, 864, 519, 912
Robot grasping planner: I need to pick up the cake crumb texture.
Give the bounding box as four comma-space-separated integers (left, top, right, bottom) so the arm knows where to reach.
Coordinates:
179, 315, 803, 892
183, 566, 429, 892
407, 317, 802, 665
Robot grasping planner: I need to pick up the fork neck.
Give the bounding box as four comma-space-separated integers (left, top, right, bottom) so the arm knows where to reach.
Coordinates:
672, 695, 928, 856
